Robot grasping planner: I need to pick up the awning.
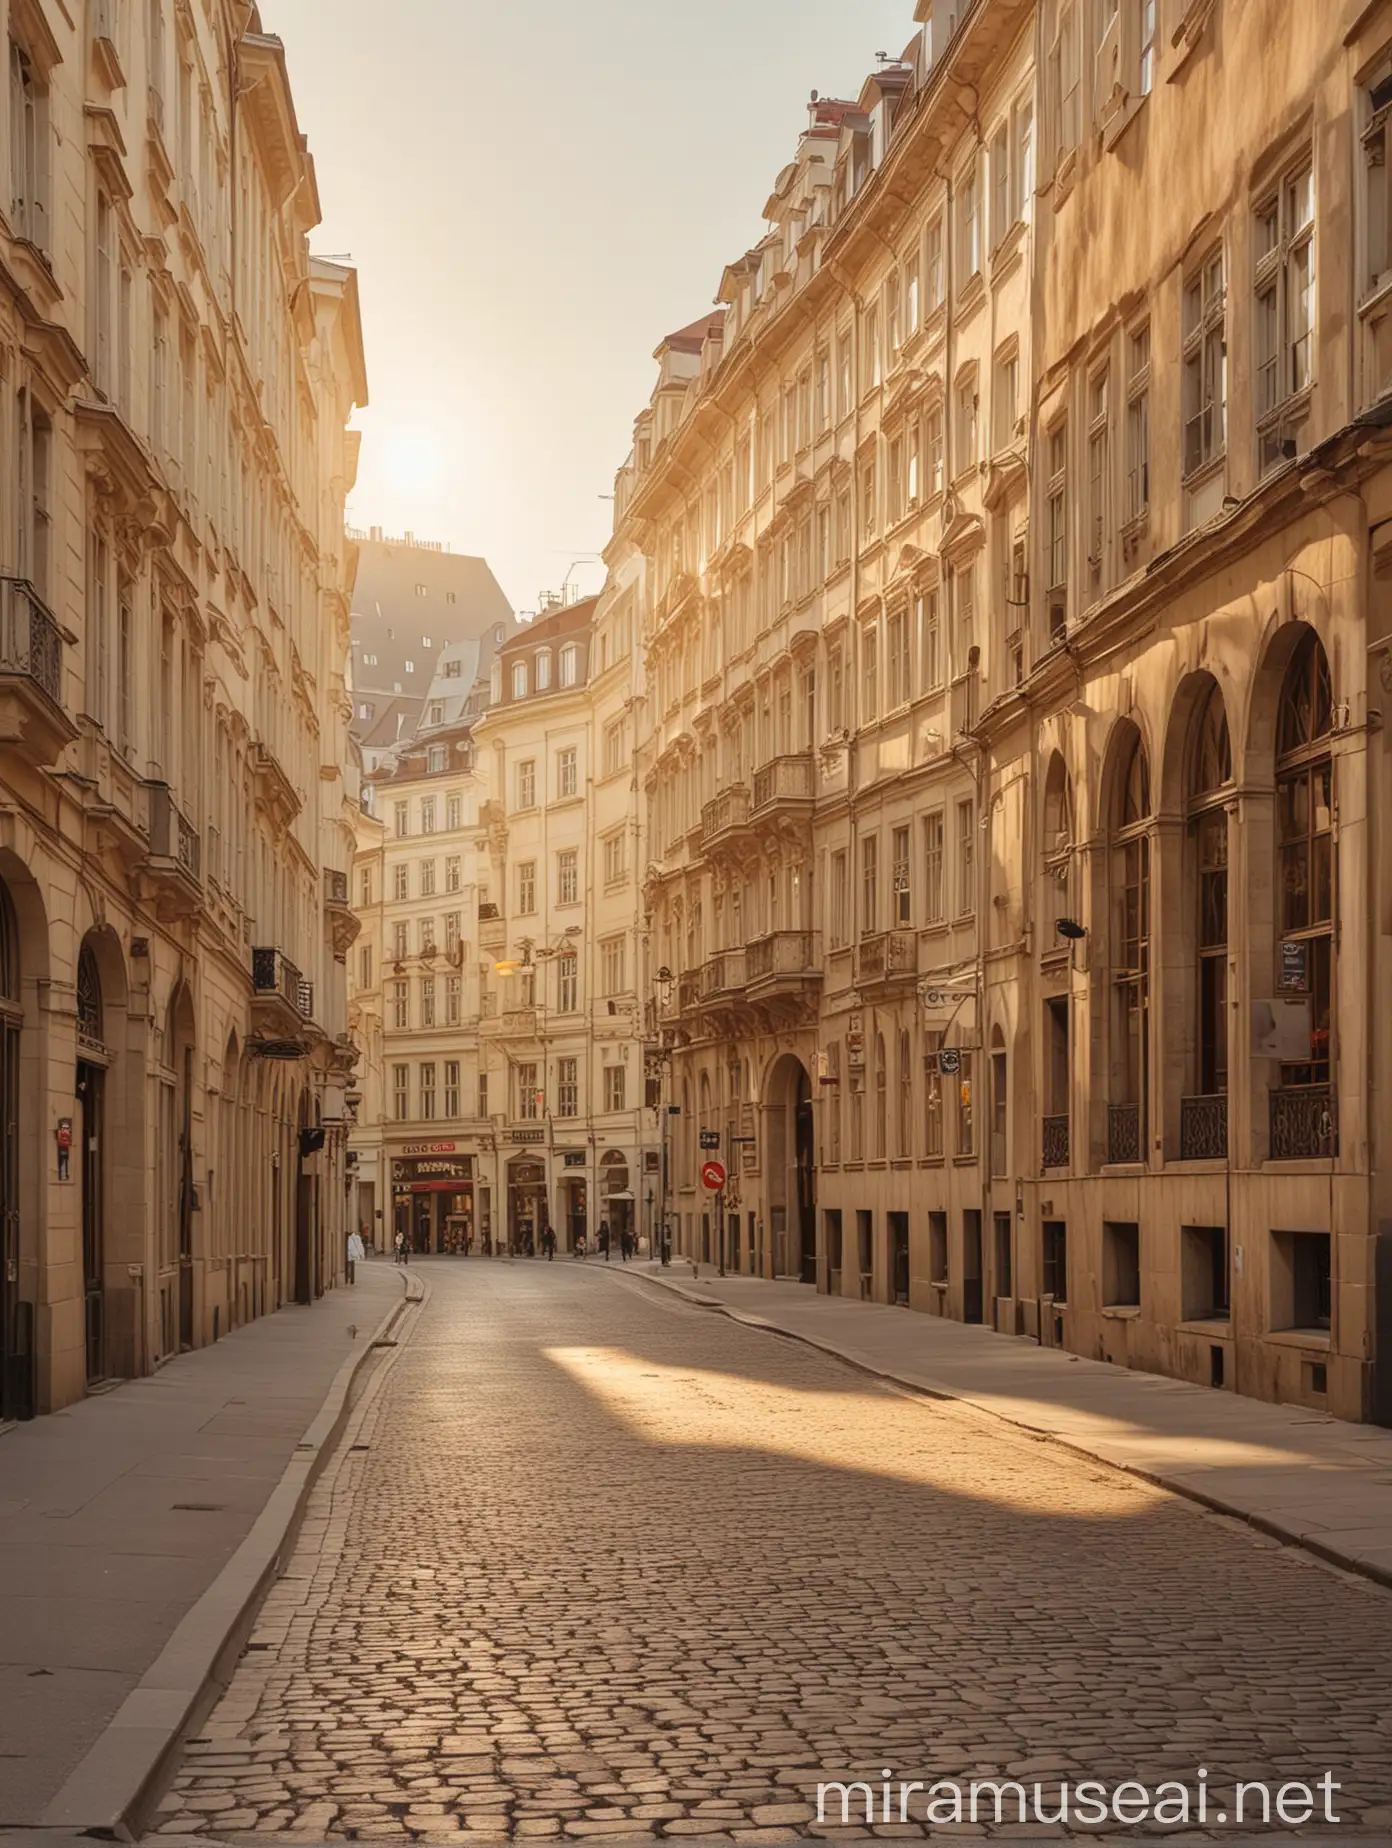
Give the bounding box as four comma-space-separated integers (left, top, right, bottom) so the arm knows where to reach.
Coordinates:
606, 1189, 635, 1201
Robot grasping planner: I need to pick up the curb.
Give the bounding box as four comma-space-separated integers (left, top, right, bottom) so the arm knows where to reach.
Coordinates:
38, 1269, 429, 1840
623, 1268, 1392, 1598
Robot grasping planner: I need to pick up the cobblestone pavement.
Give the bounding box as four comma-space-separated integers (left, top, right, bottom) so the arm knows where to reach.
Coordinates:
155, 1262, 1392, 1841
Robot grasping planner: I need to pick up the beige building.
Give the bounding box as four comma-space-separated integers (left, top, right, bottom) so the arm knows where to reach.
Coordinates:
0, 1, 366, 1418
617, 0, 1392, 1420
349, 593, 649, 1255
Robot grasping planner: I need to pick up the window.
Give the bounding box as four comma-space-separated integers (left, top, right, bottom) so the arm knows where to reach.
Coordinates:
404, 661, 415, 676
419, 859, 436, 898
511, 660, 528, 699
445, 854, 461, 892
443, 1061, 460, 1118
393, 801, 408, 838
1087, 370, 1110, 588
994, 348, 1019, 452
446, 976, 461, 1026
873, 1035, 888, 1159
1275, 630, 1334, 1095
557, 848, 578, 905
925, 406, 944, 497
957, 161, 981, 282
1189, 683, 1232, 1104
515, 759, 536, 809
955, 1049, 975, 1156
419, 917, 436, 954
1012, 97, 1034, 221
553, 1058, 578, 1119
923, 812, 945, 924
1051, 2, 1080, 156
1274, 1230, 1331, 1331
601, 935, 625, 996
419, 1062, 436, 1120
444, 911, 460, 951
860, 453, 877, 536
956, 798, 975, 916
952, 564, 976, 673
517, 861, 536, 915
1182, 1225, 1229, 1320
929, 1211, 948, 1281
1046, 421, 1068, 636
1254, 162, 1314, 471
861, 622, 878, 722
990, 122, 1010, 252
1183, 247, 1227, 476
358, 944, 372, 989
1042, 1221, 1068, 1302
1138, 0, 1156, 96
1111, 728, 1151, 1148
830, 849, 849, 948
447, 791, 463, 830
559, 644, 579, 687
860, 834, 878, 937
478, 1072, 489, 1118
557, 746, 577, 799
924, 1039, 943, 1157
604, 722, 624, 776
417, 797, 434, 836
604, 1065, 626, 1113
925, 217, 944, 311
392, 921, 409, 961
392, 1064, 409, 1121
1125, 322, 1151, 521
557, 951, 578, 1012
516, 1062, 540, 1120
955, 374, 978, 475
536, 648, 551, 691
917, 588, 941, 693
886, 606, 910, 708
892, 826, 911, 925
10, 41, 49, 249
603, 832, 626, 885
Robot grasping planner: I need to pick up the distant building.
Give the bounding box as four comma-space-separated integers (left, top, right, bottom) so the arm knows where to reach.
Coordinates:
348, 529, 516, 766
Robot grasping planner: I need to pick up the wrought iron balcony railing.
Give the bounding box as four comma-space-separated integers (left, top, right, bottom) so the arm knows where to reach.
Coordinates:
1180, 1093, 1228, 1160
0, 575, 64, 706
146, 781, 201, 881
1107, 1102, 1143, 1165
1269, 1085, 1337, 1160
1041, 1113, 1070, 1170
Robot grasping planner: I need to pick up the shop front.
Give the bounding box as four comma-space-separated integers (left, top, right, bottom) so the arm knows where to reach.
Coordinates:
391, 1146, 475, 1253
506, 1157, 547, 1254
558, 1149, 587, 1252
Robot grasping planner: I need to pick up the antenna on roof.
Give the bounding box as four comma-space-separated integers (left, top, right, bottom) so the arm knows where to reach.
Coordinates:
875, 50, 891, 64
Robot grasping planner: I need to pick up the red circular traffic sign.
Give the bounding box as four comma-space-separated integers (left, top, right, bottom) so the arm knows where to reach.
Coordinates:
700, 1159, 727, 1192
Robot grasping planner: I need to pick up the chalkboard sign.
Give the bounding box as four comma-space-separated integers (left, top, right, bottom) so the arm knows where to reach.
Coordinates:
1278, 939, 1309, 993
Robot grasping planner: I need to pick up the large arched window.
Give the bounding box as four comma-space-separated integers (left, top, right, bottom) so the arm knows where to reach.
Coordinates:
1184, 682, 1232, 1155
1109, 728, 1150, 1163
873, 1032, 887, 1159
896, 1028, 912, 1159
1042, 751, 1075, 938
1274, 631, 1335, 1133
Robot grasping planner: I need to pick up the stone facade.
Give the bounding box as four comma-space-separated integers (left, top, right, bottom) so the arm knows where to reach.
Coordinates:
615, 0, 1392, 1421
0, 0, 365, 1417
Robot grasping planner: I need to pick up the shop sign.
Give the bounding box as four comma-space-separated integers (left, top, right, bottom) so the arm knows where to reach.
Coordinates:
1278, 939, 1309, 993
507, 1128, 546, 1145
401, 1140, 458, 1154
392, 1155, 473, 1184
562, 1150, 586, 1167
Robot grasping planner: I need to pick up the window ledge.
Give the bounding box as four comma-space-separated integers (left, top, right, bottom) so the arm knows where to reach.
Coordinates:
953, 1152, 978, 1166
1052, 149, 1078, 211
1101, 1303, 1142, 1320
1265, 1327, 1332, 1352
1176, 1317, 1232, 1336
1100, 1162, 1147, 1176
989, 221, 1026, 282
955, 272, 986, 321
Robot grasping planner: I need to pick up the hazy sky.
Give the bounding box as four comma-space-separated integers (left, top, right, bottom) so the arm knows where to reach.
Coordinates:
264, 0, 917, 617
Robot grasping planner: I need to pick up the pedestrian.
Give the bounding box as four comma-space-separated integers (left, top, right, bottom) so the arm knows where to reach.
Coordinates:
575, 1230, 587, 1259
393, 1229, 406, 1266
482, 1227, 492, 1257
619, 1228, 632, 1263
598, 1220, 610, 1262
542, 1222, 556, 1261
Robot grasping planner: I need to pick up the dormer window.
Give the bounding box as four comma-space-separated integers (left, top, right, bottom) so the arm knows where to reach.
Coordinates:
511, 660, 528, 699
405, 660, 415, 674
421, 635, 432, 649
536, 648, 552, 691
559, 644, 580, 688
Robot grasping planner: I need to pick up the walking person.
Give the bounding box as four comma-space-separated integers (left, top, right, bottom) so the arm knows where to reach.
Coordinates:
541, 1221, 556, 1261
393, 1229, 406, 1266
619, 1228, 632, 1263
598, 1220, 611, 1263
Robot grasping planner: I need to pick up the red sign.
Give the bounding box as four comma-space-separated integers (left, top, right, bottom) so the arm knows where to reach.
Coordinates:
401, 1140, 457, 1154
701, 1159, 727, 1192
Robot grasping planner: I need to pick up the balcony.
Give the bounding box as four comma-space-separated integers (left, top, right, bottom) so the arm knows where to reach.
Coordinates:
1180, 1093, 1228, 1161
251, 947, 308, 1042
323, 866, 360, 957
855, 929, 918, 992
677, 973, 702, 1015
1041, 1113, 1070, 1170
483, 1007, 538, 1040
701, 948, 747, 999
251, 739, 302, 828
0, 576, 76, 766
752, 752, 815, 816
143, 782, 202, 916
1107, 1102, 1143, 1166
700, 783, 753, 853
1269, 1085, 1337, 1161
478, 903, 506, 954
745, 930, 822, 1001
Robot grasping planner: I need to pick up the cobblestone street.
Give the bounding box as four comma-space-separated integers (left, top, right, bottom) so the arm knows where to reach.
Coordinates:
157, 1263, 1392, 1841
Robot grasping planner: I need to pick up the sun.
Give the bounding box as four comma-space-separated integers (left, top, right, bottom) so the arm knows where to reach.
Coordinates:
374, 423, 446, 500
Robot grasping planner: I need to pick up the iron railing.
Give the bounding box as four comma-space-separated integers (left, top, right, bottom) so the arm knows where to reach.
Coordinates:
1041, 1113, 1070, 1169
1269, 1085, 1337, 1160
0, 576, 64, 706
252, 947, 301, 1009
1107, 1102, 1143, 1165
147, 782, 201, 880
1180, 1093, 1228, 1160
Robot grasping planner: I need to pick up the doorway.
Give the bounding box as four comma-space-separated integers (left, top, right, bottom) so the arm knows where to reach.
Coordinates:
890, 1211, 910, 1305
963, 1209, 984, 1324
78, 1062, 105, 1382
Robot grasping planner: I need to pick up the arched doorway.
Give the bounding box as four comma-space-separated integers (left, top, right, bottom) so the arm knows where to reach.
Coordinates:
600, 1150, 632, 1251
159, 984, 197, 1355
507, 1158, 545, 1254
76, 944, 107, 1383
0, 880, 26, 1419
765, 1054, 816, 1284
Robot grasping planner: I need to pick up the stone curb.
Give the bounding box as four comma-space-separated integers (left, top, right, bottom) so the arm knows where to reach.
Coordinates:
37, 1268, 430, 1841
624, 1268, 1392, 1598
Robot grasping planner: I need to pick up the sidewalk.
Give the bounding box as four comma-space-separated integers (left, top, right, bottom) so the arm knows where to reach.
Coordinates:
628, 1261, 1392, 1589
0, 1260, 406, 1827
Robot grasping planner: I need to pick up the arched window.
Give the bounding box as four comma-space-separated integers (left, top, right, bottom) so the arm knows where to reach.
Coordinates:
1109, 727, 1150, 1163
873, 1033, 887, 1159
896, 1028, 912, 1159
559, 644, 580, 688
0, 878, 18, 1006
510, 660, 528, 700
1042, 751, 1074, 937
1275, 631, 1334, 1108
1187, 683, 1232, 1145
77, 945, 104, 1053
535, 649, 552, 691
